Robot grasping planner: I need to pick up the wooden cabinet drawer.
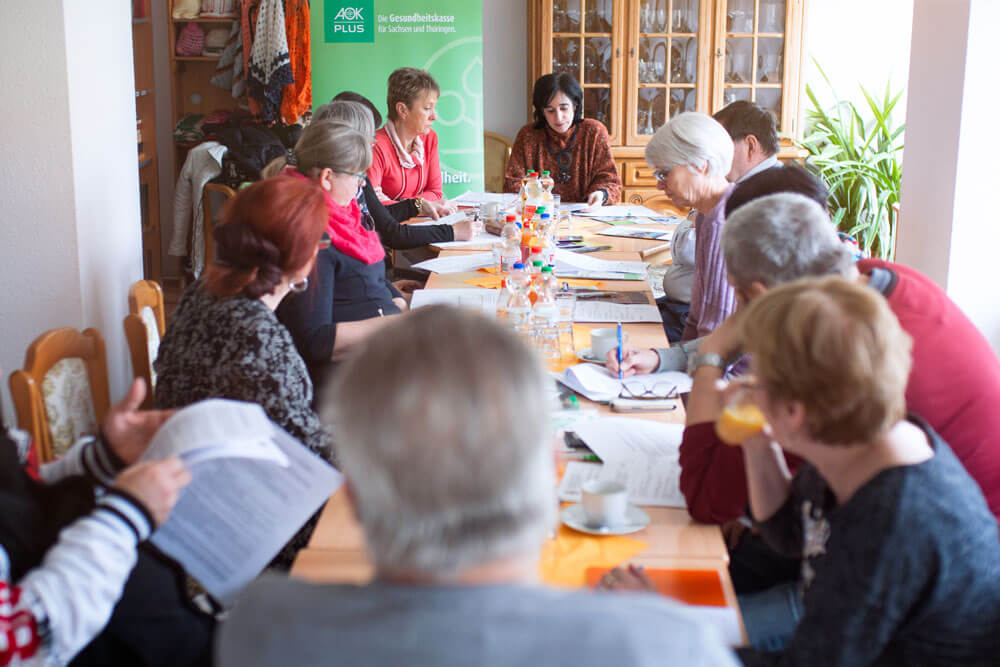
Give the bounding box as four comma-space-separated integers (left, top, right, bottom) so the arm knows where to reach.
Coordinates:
621, 188, 687, 216
622, 160, 657, 187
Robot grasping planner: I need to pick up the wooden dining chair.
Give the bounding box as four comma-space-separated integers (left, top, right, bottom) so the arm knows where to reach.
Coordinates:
484, 131, 512, 193
9, 328, 111, 463
201, 183, 237, 267
123, 280, 166, 409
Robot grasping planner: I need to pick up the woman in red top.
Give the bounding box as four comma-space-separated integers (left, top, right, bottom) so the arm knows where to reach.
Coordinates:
504, 73, 622, 207
368, 67, 455, 218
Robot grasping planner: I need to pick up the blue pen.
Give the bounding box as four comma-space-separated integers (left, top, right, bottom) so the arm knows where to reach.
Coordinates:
616, 321, 623, 380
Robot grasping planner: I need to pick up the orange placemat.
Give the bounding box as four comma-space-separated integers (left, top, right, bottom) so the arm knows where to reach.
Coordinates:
465, 273, 606, 290
584, 567, 728, 607
538, 524, 649, 588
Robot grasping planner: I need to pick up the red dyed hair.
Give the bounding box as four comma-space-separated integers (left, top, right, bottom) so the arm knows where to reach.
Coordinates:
202, 176, 327, 299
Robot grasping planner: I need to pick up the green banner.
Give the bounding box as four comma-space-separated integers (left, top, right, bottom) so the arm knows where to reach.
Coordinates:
312, 1, 484, 197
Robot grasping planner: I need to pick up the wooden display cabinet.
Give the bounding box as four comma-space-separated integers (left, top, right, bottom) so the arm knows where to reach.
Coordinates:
528, 0, 807, 210
133, 0, 161, 282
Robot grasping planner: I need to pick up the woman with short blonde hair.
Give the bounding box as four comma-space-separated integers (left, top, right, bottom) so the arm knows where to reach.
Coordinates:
368, 68, 455, 218
733, 276, 1000, 665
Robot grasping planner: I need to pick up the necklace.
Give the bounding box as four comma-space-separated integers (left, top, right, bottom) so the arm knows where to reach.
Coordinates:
543, 124, 580, 184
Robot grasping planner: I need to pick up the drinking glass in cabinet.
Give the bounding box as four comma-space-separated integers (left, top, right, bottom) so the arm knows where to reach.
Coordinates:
672, 0, 699, 33
584, 37, 612, 84
640, 0, 656, 33
638, 37, 666, 84
725, 38, 752, 83
584, 88, 612, 129
724, 87, 751, 106
758, 0, 785, 33
671, 36, 697, 84
638, 88, 665, 134
755, 88, 782, 118
552, 37, 580, 79
553, 0, 580, 32
585, 0, 613, 33
655, 0, 668, 33
757, 38, 783, 83
726, 0, 754, 33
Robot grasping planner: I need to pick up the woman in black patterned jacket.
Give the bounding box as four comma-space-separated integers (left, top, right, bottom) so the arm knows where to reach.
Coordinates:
154, 176, 333, 569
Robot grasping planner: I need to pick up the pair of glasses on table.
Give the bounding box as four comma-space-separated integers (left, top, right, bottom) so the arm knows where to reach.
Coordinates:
618, 382, 680, 400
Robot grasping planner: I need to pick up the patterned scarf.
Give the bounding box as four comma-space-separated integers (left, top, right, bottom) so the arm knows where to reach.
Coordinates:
384, 119, 424, 169
247, 0, 293, 121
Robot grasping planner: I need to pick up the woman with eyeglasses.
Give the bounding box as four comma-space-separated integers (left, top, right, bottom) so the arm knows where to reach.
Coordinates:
645, 112, 736, 341
267, 120, 403, 392
154, 176, 335, 567
504, 73, 622, 208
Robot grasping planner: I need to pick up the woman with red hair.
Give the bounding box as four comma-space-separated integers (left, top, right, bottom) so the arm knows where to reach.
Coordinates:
154, 175, 333, 568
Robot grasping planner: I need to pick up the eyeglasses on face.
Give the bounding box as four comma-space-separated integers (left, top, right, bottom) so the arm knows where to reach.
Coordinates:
653, 167, 673, 182
334, 170, 366, 182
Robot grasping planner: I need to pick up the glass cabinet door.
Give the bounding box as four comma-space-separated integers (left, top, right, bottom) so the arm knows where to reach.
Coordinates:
714, 0, 790, 132
626, 0, 711, 144
546, 0, 623, 144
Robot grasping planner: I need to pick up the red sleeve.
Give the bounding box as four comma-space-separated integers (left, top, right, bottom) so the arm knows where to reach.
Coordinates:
418, 131, 443, 201
504, 126, 530, 194
367, 132, 396, 205
679, 422, 751, 524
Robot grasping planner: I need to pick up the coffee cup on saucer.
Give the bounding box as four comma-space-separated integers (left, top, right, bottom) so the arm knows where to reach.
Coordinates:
581, 479, 628, 528
590, 328, 629, 362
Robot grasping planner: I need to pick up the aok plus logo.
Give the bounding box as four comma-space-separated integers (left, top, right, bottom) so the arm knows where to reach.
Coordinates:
325, 0, 373, 43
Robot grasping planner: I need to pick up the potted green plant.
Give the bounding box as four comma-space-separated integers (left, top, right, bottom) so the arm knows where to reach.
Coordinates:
798, 61, 904, 260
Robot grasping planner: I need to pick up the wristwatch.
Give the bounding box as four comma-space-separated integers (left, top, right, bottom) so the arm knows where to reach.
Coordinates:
414, 198, 424, 216
687, 352, 726, 376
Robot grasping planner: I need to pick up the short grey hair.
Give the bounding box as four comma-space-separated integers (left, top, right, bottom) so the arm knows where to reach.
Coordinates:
644, 112, 734, 180
722, 193, 854, 289
313, 100, 376, 142
322, 306, 556, 577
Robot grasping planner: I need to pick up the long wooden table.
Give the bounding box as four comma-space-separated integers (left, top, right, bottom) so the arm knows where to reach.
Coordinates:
290, 212, 744, 640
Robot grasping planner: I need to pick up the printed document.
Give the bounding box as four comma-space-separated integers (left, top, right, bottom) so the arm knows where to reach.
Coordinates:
557, 417, 686, 507
557, 364, 692, 402
143, 400, 342, 606
410, 288, 499, 315
573, 302, 662, 323
552, 248, 648, 275
450, 191, 519, 208
407, 210, 471, 227
413, 252, 495, 274
576, 205, 662, 218
431, 231, 501, 249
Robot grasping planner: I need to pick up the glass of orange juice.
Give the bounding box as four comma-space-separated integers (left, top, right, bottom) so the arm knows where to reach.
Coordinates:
715, 387, 767, 445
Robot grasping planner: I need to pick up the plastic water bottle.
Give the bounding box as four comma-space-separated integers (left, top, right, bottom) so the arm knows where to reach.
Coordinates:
495, 277, 512, 325
539, 170, 555, 209
499, 215, 522, 272
537, 213, 557, 265
506, 262, 533, 337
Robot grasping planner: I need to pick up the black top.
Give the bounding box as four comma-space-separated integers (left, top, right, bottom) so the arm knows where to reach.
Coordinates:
738, 417, 1000, 666
362, 178, 454, 250
277, 246, 402, 389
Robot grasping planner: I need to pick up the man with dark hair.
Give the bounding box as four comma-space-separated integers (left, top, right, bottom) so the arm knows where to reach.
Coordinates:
712, 101, 779, 183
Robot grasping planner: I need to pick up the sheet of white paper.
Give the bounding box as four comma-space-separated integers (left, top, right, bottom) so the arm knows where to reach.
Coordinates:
558, 365, 692, 402
450, 191, 519, 208
150, 423, 342, 605
558, 457, 685, 508
409, 288, 500, 315
407, 210, 470, 227
576, 205, 662, 218
571, 417, 684, 462
573, 302, 662, 323
560, 202, 589, 213
552, 248, 648, 275
141, 399, 288, 468
412, 252, 495, 274
432, 231, 501, 248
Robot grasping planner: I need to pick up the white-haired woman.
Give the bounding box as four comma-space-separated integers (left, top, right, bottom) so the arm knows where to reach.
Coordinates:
645, 112, 735, 341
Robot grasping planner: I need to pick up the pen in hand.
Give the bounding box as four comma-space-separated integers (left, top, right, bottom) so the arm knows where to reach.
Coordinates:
617, 321, 623, 380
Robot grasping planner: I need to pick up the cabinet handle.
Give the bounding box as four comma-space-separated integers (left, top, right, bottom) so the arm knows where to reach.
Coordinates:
630, 47, 635, 57
716, 48, 723, 58
616, 47, 620, 58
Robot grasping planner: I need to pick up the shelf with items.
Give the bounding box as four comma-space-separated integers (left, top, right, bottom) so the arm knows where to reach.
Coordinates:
132, 0, 160, 282
530, 0, 806, 208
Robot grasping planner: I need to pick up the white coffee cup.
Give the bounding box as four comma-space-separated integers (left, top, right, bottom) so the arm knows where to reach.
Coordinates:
581, 479, 628, 528
482, 201, 501, 221
590, 328, 629, 361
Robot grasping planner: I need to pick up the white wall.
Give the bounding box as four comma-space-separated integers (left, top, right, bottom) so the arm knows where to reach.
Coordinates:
897, 0, 1000, 352
0, 1, 142, 422
802, 0, 913, 131
482, 0, 529, 141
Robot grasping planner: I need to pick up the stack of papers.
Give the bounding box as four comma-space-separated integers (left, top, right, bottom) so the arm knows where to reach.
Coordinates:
557, 364, 691, 402
407, 210, 471, 227
552, 248, 648, 280
574, 301, 662, 323
409, 288, 499, 315
596, 227, 673, 241
412, 252, 495, 274
450, 191, 519, 208
432, 231, 501, 249
576, 205, 662, 219
556, 417, 687, 508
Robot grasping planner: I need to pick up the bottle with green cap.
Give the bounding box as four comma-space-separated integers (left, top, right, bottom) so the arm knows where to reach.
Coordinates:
531, 265, 560, 359
539, 170, 555, 208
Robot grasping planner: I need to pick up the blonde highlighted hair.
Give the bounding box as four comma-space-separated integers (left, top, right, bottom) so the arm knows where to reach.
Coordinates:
742, 276, 912, 445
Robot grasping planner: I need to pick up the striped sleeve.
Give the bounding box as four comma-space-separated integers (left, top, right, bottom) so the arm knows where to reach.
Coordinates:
39, 436, 125, 488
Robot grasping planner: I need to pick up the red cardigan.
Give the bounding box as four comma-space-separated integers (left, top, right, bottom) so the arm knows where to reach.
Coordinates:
368, 126, 443, 204
679, 259, 1000, 524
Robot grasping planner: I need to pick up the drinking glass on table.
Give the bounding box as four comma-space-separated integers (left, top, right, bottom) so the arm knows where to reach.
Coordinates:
557, 209, 574, 239
552, 194, 561, 217
554, 289, 577, 358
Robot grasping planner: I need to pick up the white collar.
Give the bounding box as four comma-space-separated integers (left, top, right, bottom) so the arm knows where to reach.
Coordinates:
736, 154, 780, 183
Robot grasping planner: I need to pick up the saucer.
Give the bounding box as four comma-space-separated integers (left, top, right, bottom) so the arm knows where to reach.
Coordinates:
560, 503, 651, 536
576, 347, 605, 363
